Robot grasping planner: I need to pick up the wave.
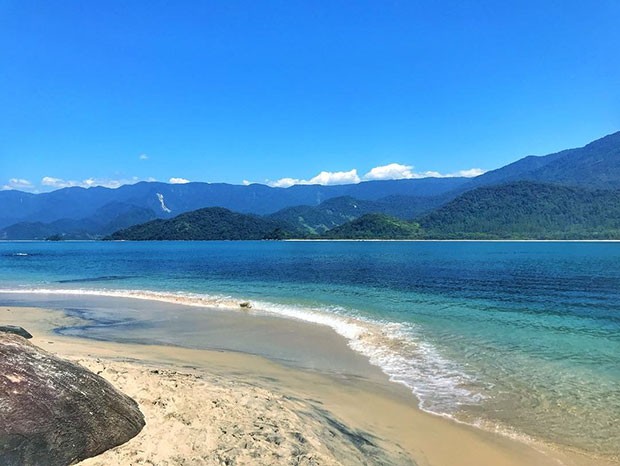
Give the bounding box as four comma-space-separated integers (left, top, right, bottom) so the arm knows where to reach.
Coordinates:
0, 286, 484, 418
3, 286, 580, 458
249, 299, 486, 415
0, 287, 243, 309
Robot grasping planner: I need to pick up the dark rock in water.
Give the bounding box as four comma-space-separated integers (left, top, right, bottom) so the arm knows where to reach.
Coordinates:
0, 325, 33, 339
0, 334, 145, 466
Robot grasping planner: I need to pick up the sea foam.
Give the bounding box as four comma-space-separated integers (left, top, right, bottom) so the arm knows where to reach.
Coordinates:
0, 286, 484, 418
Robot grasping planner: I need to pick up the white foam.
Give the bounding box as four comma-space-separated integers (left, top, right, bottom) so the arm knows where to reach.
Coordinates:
0, 286, 483, 416
0, 285, 587, 460
0, 287, 239, 309
259, 301, 483, 411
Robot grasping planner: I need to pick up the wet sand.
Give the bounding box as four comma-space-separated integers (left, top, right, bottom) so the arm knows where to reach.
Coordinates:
1, 304, 614, 466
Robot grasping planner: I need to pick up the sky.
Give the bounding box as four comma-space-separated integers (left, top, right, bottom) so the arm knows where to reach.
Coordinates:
1, 0, 619, 192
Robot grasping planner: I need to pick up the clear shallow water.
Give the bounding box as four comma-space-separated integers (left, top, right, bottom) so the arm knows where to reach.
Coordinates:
0, 240, 619, 459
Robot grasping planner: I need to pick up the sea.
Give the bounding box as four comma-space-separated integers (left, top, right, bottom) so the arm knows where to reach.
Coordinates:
0, 240, 618, 461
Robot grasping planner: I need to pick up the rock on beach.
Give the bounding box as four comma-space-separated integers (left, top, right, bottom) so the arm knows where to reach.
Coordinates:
0, 333, 144, 466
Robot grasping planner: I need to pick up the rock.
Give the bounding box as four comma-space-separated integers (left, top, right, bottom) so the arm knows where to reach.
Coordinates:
0, 334, 145, 466
239, 302, 252, 309
0, 325, 33, 339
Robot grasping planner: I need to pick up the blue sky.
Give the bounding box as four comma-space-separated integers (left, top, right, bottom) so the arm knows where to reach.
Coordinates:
1, 1, 619, 192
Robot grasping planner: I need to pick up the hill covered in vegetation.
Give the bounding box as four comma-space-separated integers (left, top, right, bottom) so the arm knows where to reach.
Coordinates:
268, 195, 443, 235
462, 130, 620, 191
105, 181, 620, 240
0, 203, 156, 240
323, 214, 421, 239
417, 182, 620, 239
106, 207, 293, 241
3, 130, 620, 240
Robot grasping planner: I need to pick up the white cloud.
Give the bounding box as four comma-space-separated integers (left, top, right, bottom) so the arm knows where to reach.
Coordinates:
169, 177, 190, 184
310, 169, 361, 185
363, 163, 418, 181
268, 169, 361, 188
3, 175, 158, 192
41, 176, 142, 190
11, 178, 33, 188
416, 170, 442, 178
41, 176, 78, 188
139, 154, 149, 160
405, 168, 486, 178
269, 177, 301, 188
262, 163, 485, 188
453, 168, 485, 177
362, 163, 485, 181
1, 178, 34, 191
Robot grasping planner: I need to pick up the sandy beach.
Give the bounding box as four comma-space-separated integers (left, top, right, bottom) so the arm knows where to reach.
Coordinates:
1, 304, 614, 466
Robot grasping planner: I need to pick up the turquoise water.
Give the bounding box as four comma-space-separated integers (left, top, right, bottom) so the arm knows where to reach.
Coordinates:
0, 240, 619, 459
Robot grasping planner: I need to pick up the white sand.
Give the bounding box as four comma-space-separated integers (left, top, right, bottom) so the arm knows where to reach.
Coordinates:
2, 305, 616, 466
76, 358, 411, 466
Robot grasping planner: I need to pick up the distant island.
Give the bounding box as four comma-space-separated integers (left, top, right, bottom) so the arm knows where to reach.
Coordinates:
3, 130, 620, 241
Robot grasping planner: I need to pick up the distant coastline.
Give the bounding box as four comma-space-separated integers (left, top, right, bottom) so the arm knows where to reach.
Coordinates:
5, 238, 620, 243
3, 131, 620, 242
283, 238, 620, 242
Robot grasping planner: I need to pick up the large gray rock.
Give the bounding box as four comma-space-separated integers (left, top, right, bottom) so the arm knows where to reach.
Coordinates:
0, 325, 32, 339
0, 333, 145, 465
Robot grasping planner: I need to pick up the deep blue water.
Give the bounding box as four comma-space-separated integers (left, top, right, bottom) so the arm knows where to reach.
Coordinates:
0, 240, 618, 458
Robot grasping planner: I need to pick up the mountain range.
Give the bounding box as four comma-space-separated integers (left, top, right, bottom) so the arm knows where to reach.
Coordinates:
461, 131, 620, 190
0, 177, 465, 239
2, 130, 620, 240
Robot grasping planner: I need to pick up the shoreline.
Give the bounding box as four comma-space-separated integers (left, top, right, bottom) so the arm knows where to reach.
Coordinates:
1, 303, 615, 465
4, 239, 620, 243
285, 239, 620, 242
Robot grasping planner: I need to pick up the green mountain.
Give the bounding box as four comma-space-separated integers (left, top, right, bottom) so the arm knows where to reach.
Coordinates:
0, 220, 99, 241
106, 207, 292, 240
23, 130, 619, 241
106, 181, 620, 240
0, 203, 157, 240
324, 213, 421, 239
417, 181, 620, 239
268, 196, 376, 234
3, 130, 620, 239
268, 195, 443, 235
270, 132, 620, 237
0, 177, 467, 233
463, 131, 620, 190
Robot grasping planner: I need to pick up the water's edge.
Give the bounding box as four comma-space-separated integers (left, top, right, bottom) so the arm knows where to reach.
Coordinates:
0, 287, 606, 464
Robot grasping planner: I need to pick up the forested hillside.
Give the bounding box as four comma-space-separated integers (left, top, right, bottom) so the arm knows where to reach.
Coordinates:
418, 182, 620, 239
106, 207, 292, 241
